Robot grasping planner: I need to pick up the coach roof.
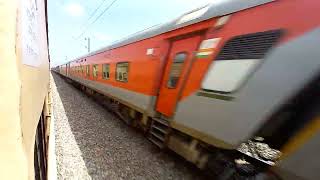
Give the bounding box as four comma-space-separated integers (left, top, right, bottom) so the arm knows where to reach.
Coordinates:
72, 0, 274, 62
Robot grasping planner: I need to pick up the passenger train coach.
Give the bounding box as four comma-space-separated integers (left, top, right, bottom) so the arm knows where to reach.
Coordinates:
54, 0, 320, 179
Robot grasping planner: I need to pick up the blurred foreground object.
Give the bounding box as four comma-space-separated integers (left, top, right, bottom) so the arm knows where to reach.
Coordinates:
0, 0, 52, 179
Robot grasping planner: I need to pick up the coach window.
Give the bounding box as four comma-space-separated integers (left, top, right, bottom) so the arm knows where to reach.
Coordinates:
116, 62, 129, 82
102, 64, 110, 79
167, 52, 187, 88
201, 30, 283, 93
93, 64, 98, 77
86, 65, 90, 77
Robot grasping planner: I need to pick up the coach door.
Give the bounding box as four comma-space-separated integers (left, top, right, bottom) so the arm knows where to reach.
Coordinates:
156, 35, 201, 117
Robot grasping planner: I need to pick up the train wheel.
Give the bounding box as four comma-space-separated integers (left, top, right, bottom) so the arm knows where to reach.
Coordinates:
34, 113, 47, 180
119, 106, 133, 126
208, 153, 281, 180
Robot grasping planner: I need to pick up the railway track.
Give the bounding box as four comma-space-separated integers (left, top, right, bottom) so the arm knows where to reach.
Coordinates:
51, 73, 206, 179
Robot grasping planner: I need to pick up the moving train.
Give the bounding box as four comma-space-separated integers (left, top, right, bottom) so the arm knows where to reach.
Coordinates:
0, 0, 52, 180
54, 0, 320, 179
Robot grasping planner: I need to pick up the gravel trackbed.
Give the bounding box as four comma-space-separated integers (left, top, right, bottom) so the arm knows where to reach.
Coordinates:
51, 73, 206, 180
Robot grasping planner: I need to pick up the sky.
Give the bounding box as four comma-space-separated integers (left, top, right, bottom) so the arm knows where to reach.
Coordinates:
48, 0, 214, 67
